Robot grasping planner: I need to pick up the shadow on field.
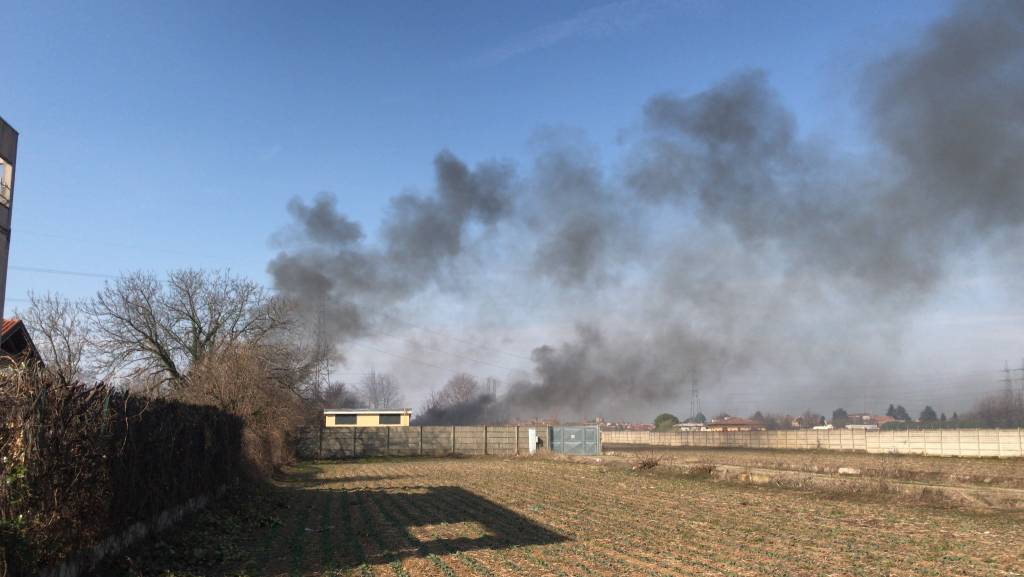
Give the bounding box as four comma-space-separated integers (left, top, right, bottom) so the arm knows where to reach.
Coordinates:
307, 484, 566, 572
89, 474, 565, 576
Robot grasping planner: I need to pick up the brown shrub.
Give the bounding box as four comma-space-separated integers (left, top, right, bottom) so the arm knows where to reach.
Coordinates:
0, 363, 242, 575
175, 344, 314, 476
632, 451, 664, 471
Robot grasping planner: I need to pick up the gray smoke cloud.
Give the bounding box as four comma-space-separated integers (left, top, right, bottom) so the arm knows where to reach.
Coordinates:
271, 2, 1024, 422
269, 151, 516, 342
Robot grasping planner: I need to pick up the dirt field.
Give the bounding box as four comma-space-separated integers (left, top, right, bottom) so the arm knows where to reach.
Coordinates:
604, 446, 1024, 488
98, 456, 1024, 577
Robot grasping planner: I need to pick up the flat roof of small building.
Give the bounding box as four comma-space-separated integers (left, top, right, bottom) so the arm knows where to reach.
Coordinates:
324, 408, 412, 415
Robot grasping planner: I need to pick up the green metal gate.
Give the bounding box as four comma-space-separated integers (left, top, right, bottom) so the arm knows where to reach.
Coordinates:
550, 426, 601, 455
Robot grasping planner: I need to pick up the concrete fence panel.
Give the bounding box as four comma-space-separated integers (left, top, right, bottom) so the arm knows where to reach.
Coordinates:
601, 428, 1023, 458
306, 424, 556, 459
311, 426, 1024, 460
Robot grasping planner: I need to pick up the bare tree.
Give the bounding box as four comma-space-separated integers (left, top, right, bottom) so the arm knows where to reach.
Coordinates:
441, 373, 479, 406
321, 381, 358, 408
418, 372, 501, 425
358, 369, 403, 409
796, 410, 823, 429
423, 372, 481, 413
87, 269, 289, 388
19, 292, 89, 384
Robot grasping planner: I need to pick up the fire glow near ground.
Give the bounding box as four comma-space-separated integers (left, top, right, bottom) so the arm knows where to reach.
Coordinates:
98, 456, 1024, 576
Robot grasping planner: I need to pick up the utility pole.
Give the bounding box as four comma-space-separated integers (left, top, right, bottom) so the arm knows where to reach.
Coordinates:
1004, 361, 1015, 400
689, 367, 701, 420
313, 296, 331, 404
1017, 358, 1024, 415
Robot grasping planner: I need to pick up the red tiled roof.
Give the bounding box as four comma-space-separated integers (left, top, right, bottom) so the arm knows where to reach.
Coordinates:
709, 417, 761, 427
2, 318, 21, 338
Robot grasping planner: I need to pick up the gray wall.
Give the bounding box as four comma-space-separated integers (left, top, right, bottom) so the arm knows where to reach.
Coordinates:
602, 428, 1024, 458
298, 425, 550, 460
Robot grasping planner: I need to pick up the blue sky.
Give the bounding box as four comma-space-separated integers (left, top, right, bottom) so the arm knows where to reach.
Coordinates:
4, 0, 952, 305
17, 0, 1018, 418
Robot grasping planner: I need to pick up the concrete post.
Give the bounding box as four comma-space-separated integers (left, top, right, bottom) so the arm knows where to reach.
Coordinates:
386, 426, 390, 456
484, 426, 488, 456
451, 426, 456, 455
418, 426, 423, 456
515, 425, 520, 456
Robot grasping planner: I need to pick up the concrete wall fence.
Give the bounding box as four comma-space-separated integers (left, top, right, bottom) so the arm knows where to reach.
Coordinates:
601, 428, 1024, 458
302, 426, 550, 460
299, 426, 1024, 460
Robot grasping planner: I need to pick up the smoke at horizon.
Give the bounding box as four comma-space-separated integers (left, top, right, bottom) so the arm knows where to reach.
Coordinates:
269, 2, 1024, 423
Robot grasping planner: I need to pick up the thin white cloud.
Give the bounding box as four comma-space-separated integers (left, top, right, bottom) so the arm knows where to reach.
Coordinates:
469, 0, 690, 68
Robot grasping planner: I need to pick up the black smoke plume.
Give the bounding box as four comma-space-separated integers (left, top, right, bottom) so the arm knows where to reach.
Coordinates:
271, 2, 1024, 422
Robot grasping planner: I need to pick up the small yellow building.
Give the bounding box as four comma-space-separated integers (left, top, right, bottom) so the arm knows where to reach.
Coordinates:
324, 408, 412, 428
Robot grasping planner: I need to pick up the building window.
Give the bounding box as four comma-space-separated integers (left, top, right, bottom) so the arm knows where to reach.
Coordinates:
379, 414, 401, 425
0, 160, 10, 208
333, 414, 357, 425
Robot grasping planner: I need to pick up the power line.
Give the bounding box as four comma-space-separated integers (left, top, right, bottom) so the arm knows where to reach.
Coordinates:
9, 265, 116, 279
370, 309, 535, 362
15, 229, 268, 266
347, 342, 448, 371
368, 327, 525, 373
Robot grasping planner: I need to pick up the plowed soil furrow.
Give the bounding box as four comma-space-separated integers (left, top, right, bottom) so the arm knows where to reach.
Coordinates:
360, 463, 782, 573
262, 484, 319, 577
413, 477, 666, 577
375, 484, 549, 577
362, 486, 455, 577
351, 487, 411, 576
441, 464, 757, 576
104, 457, 1024, 576
445, 481, 722, 577
319, 488, 338, 575
344, 488, 382, 577
452, 460, 1014, 574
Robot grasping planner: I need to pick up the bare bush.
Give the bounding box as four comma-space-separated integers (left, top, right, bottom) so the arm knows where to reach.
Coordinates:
177, 344, 312, 475
632, 451, 664, 471
0, 363, 242, 575
683, 463, 717, 478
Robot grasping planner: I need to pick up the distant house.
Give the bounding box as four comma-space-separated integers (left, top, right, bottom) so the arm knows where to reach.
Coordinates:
705, 417, 766, 432
674, 422, 706, 432
324, 408, 412, 428
599, 422, 655, 431
0, 318, 41, 363
845, 414, 896, 429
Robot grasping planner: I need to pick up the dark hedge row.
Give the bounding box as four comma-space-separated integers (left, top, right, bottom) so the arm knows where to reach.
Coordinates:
1, 368, 243, 575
